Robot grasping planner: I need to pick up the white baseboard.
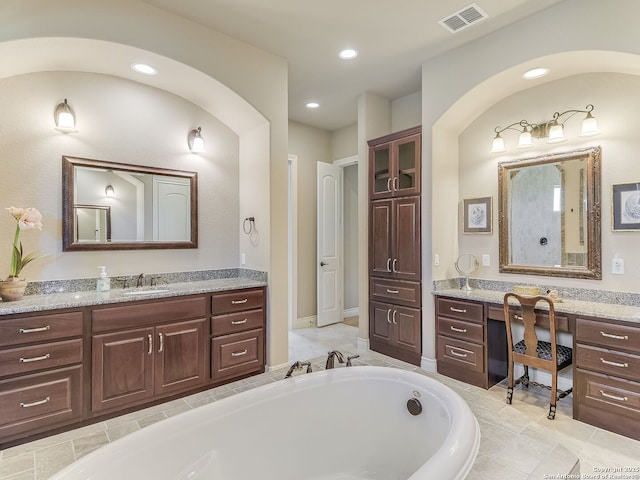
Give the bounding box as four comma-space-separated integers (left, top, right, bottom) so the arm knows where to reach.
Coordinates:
293, 315, 316, 329
343, 307, 359, 318
420, 356, 437, 373
267, 361, 290, 372
357, 337, 370, 352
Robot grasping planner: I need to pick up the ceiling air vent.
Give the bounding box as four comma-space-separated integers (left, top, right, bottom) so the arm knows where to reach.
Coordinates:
439, 3, 488, 33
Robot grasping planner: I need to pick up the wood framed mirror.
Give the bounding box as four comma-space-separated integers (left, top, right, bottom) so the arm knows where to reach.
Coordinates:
63, 156, 198, 251
498, 146, 601, 279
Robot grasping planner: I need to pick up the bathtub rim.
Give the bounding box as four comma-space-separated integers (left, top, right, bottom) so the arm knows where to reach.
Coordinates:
49, 366, 480, 480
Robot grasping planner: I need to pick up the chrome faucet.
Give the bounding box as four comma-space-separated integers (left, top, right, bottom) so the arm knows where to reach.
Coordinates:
136, 273, 146, 288
325, 350, 345, 369
285, 360, 312, 378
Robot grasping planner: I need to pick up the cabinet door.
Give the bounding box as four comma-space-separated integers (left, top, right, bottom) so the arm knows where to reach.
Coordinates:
370, 301, 394, 344
393, 305, 421, 354
370, 200, 393, 277
394, 133, 421, 196
155, 319, 207, 396
92, 327, 155, 413
370, 144, 393, 199
393, 196, 421, 281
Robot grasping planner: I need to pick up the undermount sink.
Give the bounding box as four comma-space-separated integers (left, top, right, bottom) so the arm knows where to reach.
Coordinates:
121, 289, 170, 296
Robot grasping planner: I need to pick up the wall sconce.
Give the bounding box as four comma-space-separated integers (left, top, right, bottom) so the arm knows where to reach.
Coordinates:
188, 127, 205, 153
54, 98, 77, 132
105, 185, 114, 197
491, 104, 598, 153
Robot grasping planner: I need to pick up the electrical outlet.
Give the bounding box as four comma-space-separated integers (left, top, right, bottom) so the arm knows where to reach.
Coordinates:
434, 254, 440, 267
241, 253, 246, 266
612, 258, 624, 275
482, 254, 490, 266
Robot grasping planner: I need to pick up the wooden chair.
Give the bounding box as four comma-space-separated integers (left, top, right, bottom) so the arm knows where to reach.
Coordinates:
503, 293, 573, 419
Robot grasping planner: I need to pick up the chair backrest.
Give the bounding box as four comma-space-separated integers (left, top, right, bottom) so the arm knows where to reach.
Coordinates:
503, 292, 557, 364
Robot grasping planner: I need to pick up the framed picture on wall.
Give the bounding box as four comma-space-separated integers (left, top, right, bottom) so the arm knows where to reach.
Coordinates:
612, 182, 640, 231
463, 196, 492, 234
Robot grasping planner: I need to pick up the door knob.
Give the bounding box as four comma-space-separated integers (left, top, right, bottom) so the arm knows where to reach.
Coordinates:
320, 261, 328, 266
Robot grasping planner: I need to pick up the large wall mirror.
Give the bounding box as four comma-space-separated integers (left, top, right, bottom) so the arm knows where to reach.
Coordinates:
63, 156, 198, 251
498, 146, 601, 279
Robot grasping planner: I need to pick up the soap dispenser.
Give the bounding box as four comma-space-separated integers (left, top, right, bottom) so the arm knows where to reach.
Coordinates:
97, 266, 111, 292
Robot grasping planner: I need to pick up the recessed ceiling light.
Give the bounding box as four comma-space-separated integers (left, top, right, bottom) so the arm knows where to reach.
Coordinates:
522, 67, 549, 80
131, 63, 157, 75
339, 48, 358, 60
306, 102, 320, 109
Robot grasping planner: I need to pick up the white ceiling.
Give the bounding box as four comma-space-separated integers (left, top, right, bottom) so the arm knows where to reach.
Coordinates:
142, 0, 564, 131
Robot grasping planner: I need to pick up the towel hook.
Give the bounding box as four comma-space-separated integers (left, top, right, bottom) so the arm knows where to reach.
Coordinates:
243, 216, 255, 235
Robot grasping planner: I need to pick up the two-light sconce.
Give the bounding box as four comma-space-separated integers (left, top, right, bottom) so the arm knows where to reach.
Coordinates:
53, 98, 206, 153
491, 104, 599, 153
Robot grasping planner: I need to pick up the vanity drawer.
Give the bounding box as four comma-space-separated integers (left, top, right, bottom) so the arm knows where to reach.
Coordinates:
576, 318, 640, 354
576, 368, 640, 440
0, 339, 83, 377
211, 309, 264, 336
0, 365, 83, 440
370, 278, 420, 308
212, 288, 265, 315
0, 312, 83, 347
436, 298, 483, 324
506, 309, 570, 333
92, 296, 207, 332
438, 317, 484, 344
437, 335, 484, 373
211, 329, 264, 382
576, 344, 640, 382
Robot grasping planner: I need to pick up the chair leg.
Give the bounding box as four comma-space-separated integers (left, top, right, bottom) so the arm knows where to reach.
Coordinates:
522, 365, 530, 388
507, 359, 514, 404
548, 372, 558, 420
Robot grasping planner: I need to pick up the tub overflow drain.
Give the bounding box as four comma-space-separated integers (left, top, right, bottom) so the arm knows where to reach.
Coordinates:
407, 398, 422, 416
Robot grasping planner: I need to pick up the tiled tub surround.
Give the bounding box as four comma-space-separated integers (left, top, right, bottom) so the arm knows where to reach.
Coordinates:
0, 272, 267, 450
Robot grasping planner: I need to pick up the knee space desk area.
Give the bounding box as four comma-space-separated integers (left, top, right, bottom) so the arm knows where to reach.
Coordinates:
434, 288, 640, 441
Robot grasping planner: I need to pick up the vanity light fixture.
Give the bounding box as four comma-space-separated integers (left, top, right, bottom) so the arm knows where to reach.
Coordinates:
105, 185, 114, 197
491, 104, 599, 153
188, 127, 205, 153
54, 98, 77, 132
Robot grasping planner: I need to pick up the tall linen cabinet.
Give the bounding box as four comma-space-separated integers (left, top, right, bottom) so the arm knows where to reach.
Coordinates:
368, 126, 422, 366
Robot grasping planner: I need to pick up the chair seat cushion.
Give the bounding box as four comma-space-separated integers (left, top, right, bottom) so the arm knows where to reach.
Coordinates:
514, 340, 572, 368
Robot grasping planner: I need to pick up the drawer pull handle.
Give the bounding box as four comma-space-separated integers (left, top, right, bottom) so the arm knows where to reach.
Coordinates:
392, 258, 398, 273
231, 349, 248, 357
599, 390, 628, 402
449, 307, 467, 313
600, 358, 628, 368
231, 299, 248, 305
20, 397, 50, 408
392, 310, 397, 325
449, 348, 469, 358
386, 258, 392, 272
514, 315, 523, 321
158, 333, 164, 353
231, 319, 248, 325
148, 334, 153, 355
600, 331, 629, 341
19, 353, 51, 363
387, 309, 392, 324
386, 289, 399, 294
386, 177, 392, 192
19, 325, 51, 334
450, 326, 467, 333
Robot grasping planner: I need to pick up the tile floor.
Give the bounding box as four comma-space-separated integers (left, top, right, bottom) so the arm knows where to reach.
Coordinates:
1, 321, 639, 479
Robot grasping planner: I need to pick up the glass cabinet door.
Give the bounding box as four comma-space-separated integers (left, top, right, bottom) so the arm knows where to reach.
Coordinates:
372, 145, 392, 197
394, 134, 420, 195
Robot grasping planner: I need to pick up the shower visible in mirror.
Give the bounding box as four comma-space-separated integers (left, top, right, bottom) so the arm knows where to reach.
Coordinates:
455, 254, 479, 291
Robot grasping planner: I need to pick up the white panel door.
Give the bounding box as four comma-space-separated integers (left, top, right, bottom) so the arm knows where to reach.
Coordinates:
317, 162, 343, 327
154, 177, 191, 241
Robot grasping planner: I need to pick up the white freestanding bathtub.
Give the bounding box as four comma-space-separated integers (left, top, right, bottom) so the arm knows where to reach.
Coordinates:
51, 366, 480, 480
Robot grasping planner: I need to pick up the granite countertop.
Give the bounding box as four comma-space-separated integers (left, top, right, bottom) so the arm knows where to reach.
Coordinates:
0, 278, 267, 316
434, 288, 640, 324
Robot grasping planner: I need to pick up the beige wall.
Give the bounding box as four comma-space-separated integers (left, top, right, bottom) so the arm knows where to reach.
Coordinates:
0, 72, 239, 279
343, 164, 359, 310
392, 91, 422, 132
459, 72, 640, 292
331, 123, 358, 160
288, 121, 331, 320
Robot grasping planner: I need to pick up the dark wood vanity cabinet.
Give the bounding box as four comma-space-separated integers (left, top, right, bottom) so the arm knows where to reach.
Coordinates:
368, 127, 422, 366
211, 287, 266, 383
91, 296, 208, 413
575, 316, 640, 440
0, 310, 84, 444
